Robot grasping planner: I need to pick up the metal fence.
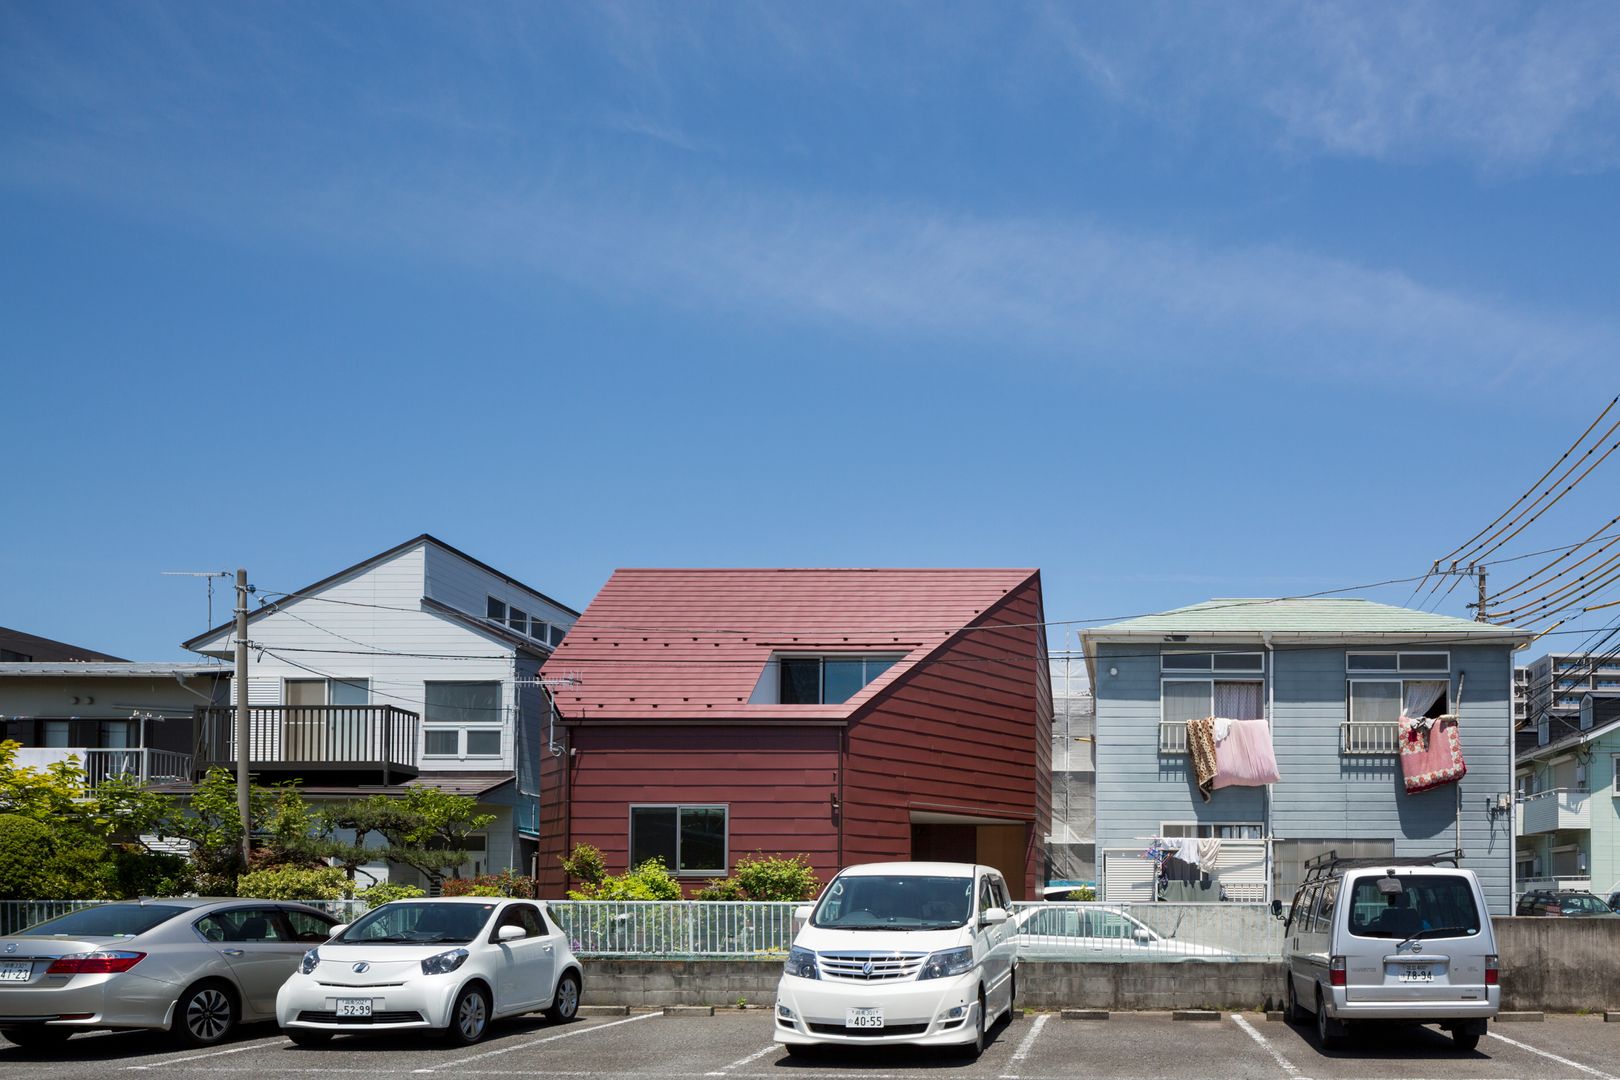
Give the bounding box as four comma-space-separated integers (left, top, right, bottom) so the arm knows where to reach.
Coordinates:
1, 898, 1284, 961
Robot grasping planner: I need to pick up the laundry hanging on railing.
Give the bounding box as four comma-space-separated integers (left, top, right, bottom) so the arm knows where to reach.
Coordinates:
1186, 716, 1281, 801
1399, 679, 1466, 794
1188, 717, 1219, 802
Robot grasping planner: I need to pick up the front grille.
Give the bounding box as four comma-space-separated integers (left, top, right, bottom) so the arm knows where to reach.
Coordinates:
817, 952, 927, 982
296, 1010, 424, 1025
807, 1022, 929, 1038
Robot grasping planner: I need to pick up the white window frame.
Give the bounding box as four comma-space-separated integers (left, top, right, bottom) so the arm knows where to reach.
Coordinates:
627, 803, 729, 876
1344, 677, 1449, 755
1161, 652, 1265, 673
486, 596, 506, 624
1159, 677, 1265, 752
423, 681, 504, 761
1345, 651, 1450, 674
1159, 821, 1264, 839
776, 653, 905, 705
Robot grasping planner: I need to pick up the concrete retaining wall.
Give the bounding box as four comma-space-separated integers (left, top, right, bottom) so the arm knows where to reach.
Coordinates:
580, 919, 1620, 1012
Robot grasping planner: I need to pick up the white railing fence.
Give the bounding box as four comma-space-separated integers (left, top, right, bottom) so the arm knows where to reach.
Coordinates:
1339, 721, 1398, 755
546, 900, 800, 957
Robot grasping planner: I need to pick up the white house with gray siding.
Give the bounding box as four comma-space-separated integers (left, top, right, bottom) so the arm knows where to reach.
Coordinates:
183, 534, 578, 886
1082, 599, 1529, 915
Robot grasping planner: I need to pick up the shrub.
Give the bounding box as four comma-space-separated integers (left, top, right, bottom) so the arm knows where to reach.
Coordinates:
1065, 886, 1096, 901
559, 843, 607, 886
568, 858, 682, 901
237, 865, 352, 900
0, 814, 54, 899
694, 854, 820, 902
693, 877, 747, 901
441, 869, 536, 898
357, 882, 426, 909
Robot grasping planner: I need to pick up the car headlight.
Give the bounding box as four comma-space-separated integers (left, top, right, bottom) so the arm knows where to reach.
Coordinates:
299, 948, 321, 975
783, 946, 819, 980
917, 947, 974, 981
421, 948, 470, 976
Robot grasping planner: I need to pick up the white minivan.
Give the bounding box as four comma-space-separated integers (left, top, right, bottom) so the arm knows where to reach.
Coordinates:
773, 862, 1017, 1058
1277, 851, 1498, 1051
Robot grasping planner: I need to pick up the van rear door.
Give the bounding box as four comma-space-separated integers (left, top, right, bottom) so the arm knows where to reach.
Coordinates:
1341, 872, 1490, 1004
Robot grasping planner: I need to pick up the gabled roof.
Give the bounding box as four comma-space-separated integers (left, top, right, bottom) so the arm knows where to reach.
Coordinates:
0, 626, 125, 663
0, 662, 227, 679
1083, 598, 1528, 645
543, 568, 1038, 721
181, 534, 579, 652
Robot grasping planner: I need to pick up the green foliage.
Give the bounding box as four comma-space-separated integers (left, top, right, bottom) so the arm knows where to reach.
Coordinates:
695, 854, 819, 902
568, 857, 682, 901
442, 869, 535, 898
0, 814, 54, 899
358, 882, 426, 909
237, 865, 353, 900
1065, 886, 1096, 901
560, 843, 607, 886
328, 788, 495, 885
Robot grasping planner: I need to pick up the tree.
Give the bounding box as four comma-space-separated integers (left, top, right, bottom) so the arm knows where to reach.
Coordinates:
335, 788, 495, 886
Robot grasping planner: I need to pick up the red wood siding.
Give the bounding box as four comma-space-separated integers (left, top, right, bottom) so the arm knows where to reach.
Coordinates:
843, 574, 1052, 899
539, 724, 840, 897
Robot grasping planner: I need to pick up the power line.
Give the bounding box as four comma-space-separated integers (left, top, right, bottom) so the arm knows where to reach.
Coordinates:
1488, 517, 1620, 604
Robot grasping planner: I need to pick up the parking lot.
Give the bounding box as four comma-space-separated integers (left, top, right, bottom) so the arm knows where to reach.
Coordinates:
3, 1010, 1618, 1080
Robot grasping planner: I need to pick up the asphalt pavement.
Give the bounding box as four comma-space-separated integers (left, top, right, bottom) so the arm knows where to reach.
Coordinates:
2, 1010, 1617, 1080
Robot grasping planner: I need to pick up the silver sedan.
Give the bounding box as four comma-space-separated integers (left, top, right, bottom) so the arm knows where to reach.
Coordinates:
0, 897, 337, 1049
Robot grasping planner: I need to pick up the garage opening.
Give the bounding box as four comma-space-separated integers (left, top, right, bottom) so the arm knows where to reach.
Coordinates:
909, 811, 1029, 900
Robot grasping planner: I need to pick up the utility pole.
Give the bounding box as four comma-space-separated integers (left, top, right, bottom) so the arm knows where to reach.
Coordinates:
235, 568, 251, 867
1476, 565, 1488, 624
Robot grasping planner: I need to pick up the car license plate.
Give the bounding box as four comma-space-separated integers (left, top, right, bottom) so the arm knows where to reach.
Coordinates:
0, 962, 30, 982
845, 1007, 884, 1029
1399, 967, 1433, 983
336, 998, 373, 1017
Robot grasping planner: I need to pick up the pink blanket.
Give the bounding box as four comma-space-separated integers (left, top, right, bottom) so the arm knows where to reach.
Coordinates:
1212, 718, 1282, 788
1400, 716, 1466, 794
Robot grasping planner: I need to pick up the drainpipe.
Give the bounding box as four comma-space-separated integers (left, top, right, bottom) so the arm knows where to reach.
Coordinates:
1264, 632, 1275, 903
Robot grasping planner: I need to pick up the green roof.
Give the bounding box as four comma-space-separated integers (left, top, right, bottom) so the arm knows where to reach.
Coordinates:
1083, 598, 1528, 641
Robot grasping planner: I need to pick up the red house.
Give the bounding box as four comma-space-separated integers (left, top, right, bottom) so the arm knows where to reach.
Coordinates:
537, 569, 1052, 899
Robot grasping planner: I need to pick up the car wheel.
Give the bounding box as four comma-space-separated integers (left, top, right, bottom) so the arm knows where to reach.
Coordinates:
1451, 1027, 1481, 1052
175, 982, 238, 1047
287, 1030, 333, 1047
1, 1027, 72, 1049
1315, 989, 1343, 1050
1285, 977, 1306, 1025
1007, 967, 1017, 1021
545, 972, 580, 1023
958, 990, 986, 1060
445, 984, 491, 1046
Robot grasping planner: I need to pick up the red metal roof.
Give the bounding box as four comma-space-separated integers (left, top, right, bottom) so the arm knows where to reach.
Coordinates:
543, 568, 1038, 721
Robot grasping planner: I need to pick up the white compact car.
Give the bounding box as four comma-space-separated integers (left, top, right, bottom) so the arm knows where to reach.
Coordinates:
773, 862, 1018, 1058
276, 897, 582, 1046
1012, 904, 1233, 960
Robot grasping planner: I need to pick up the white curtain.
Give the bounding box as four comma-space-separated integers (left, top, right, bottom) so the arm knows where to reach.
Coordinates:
1401, 680, 1447, 721
1214, 681, 1263, 720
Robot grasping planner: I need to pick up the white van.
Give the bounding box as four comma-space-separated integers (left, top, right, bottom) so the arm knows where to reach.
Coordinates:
772, 862, 1018, 1058
1276, 851, 1498, 1051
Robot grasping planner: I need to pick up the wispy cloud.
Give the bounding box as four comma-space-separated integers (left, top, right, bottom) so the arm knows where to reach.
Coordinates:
1042, 1, 1620, 172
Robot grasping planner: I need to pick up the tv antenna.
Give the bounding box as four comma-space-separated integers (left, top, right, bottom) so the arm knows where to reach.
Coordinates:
162, 570, 231, 628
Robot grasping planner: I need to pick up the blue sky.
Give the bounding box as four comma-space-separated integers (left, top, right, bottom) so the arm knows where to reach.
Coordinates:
3, 1, 1618, 662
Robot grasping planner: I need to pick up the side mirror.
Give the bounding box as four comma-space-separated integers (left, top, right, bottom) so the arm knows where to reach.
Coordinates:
497, 924, 527, 942
1132, 928, 1152, 945
980, 907, 1009, 927
1270, 900, 1283, 919
794, 905, 813, 921
329, 924, 349, 937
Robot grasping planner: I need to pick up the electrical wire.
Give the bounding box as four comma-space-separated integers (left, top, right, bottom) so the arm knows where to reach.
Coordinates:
1488, 516, 1620, 605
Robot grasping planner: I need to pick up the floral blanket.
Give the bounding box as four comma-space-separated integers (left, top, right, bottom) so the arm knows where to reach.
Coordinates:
1400, 715, 1467, 794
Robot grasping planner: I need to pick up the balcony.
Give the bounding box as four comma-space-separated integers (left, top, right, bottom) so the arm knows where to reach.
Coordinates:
1340, 721, 1398, 755
9, 747, 194, 789
1520, 788, 1591, 835
195, 706, 419, 782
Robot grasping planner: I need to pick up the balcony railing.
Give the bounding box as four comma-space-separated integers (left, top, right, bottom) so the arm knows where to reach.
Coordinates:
1158, 721, 1188, 753
1520, 787, 1591, 835
1340, 721, 1399, 755
8, 747, 194, 789
195, 705, 419, 780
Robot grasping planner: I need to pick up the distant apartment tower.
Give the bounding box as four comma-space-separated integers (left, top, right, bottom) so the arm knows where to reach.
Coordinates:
1047, 651, 1096, 884
1520, 652, 1620, 729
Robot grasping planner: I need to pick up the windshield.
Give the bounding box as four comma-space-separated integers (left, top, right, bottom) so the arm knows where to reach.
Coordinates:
811, 875, 973, 930
1347, 875, 1481, 939
16, 904, 187, 939
1559, 894, 1612, 915
338, 902, 497, 945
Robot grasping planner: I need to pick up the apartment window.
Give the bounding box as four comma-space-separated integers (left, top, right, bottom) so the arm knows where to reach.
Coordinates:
629, 805, 727, 874
509, 607, 528, 635
41, 720, 71, 748
98, 720, 136, 749
1161, 652, 1264, 673
1161, 822, 1262, 839
486, 597, 506, 622
778, 655, 901, 705
549, 624, 566, 648
1160, 678, 1263, 752
1346, 679, 1446, 755
1346, 652, 1449, 673
424, 681, 502, 759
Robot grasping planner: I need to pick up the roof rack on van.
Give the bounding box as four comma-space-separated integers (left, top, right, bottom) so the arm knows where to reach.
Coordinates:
1299, 848, 1463, 885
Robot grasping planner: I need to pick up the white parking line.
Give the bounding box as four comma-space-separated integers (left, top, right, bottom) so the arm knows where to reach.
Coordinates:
1230, 1014, 1307, 1080
411, 1011, 659, 1073
125, 1035, 293, 1069
998, 1011, 1049, 1078
704, 1043, 778, 1075
1489, 1030, 1620, 1080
